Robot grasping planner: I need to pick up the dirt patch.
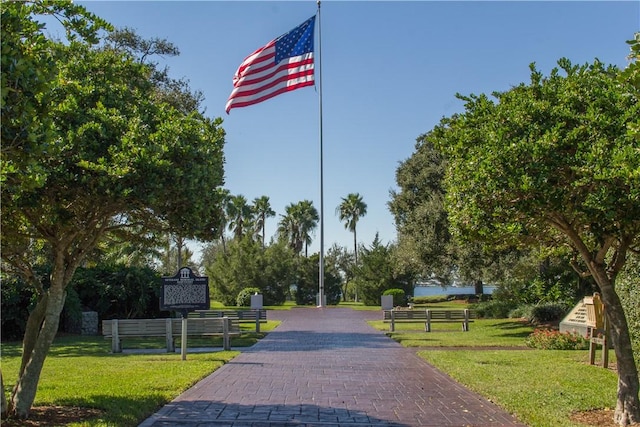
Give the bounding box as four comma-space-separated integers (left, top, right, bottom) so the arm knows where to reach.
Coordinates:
2, 406, 103, 426
570, 408, 618, 427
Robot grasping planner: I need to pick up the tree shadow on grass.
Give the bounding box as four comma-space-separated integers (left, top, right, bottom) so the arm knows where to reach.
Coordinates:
489, 320, 534, 339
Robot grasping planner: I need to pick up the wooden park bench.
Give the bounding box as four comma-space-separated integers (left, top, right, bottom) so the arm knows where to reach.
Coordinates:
188, 309, 267, 332
102, 317, 240, 353
383, 309, 474, 332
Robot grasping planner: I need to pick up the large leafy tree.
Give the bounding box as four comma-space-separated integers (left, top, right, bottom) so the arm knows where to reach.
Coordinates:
336, 193, 367, 263
390, 135, 510, 294
389, 137, 453, 282
433, 59, 639, 425
1, 2, 226, 419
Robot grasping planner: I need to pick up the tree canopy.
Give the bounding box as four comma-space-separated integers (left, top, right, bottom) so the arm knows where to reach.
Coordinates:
1, 1, 226, 418
432, 58, 639, 425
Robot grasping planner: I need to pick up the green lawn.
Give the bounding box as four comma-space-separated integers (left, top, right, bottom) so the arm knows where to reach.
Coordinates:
367, 305, 622, 427
2, 321, 279, 426
2, 336, 239, 426
419, 350, 618, 427
368, 317, 535, 347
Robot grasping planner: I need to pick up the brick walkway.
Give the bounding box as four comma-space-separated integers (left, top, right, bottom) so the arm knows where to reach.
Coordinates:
138, 307, 526, 427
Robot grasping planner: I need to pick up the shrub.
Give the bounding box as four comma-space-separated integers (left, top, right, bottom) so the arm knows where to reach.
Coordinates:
472, 300, 516, 319
1, 276, 35, 341
236, 287, 261, 307
524, 328, 589, 350
412, 295, 449, 304
508, 304, 535, 320
72, 264, 163, 319
383, 288, 406, 306
530, 302, 568, 324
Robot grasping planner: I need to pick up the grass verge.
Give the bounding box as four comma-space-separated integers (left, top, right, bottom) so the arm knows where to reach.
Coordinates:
369, 303, 622, 427
2, 335, 240, 426
368, 318, 535, 347
2, 320, 279, 426
418, 349, 618, 427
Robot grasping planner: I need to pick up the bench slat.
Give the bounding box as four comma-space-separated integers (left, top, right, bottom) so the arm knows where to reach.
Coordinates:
382, 309, 474, 332
189, 310, 266, 332
102, 317, 239, 353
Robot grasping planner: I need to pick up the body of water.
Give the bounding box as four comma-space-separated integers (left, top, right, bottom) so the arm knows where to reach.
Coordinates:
413, 285, 497, 297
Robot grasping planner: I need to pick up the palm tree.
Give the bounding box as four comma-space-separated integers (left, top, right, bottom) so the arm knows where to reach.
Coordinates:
216, 189, 231, 253
336, 193, 368, 264
226, 194, 253, 240
277, 200, 318, 256
252, 195, 275, 248
298, 200, 319, 257
278, 203, 303, 254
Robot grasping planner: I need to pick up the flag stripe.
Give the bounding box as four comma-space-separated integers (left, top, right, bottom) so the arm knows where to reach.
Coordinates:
232, 54, 314, 96
226, 16, 316, 114
233, 41, 277, 86
226, 78, 315, 111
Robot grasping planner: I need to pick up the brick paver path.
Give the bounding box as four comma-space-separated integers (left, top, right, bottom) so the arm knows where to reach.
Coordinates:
138, 307, 526, 427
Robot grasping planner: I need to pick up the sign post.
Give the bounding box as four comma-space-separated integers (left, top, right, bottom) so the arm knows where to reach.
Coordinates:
160, 267, 210, 360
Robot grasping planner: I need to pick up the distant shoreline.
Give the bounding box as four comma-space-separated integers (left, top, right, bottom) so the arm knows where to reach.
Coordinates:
413, 285, 497, 297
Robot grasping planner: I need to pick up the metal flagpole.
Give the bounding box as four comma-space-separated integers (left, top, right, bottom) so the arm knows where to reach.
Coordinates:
317, 0, 325, 308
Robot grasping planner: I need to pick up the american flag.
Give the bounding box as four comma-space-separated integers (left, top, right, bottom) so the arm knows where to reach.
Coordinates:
225, 16, 316, 114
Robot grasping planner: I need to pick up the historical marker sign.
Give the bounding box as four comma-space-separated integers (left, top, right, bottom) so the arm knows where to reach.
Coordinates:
160, 267, 210, 313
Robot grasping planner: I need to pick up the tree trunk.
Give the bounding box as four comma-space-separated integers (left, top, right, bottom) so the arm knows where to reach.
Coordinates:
10, 285, 67, 419
1, 370, 7, 418
592, 266, 640, 426
175, 235, 184, 270
474, 279, 484, 295
353, 228, 358, 265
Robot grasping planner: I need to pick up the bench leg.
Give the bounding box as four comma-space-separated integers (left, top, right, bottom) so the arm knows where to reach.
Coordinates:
389, 311, 396, 332
463, 309, 470, 331
112, 337, 122, 353
166, 319, 175, 352
112, 320, 122, 352
223, 317, 231, 351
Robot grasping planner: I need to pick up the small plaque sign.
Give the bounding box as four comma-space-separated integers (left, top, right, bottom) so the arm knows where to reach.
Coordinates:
160, 267, 210, 313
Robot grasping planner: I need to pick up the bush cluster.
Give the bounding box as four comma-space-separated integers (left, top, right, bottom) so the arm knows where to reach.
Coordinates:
411, 295, 449, 304
473, 300, 516, 319
524, 328, 590, 350
529, 303, 568, 323
236, 287, 261, 307
1, 264, 165, 341
383, 288, 406, 306
508, 303, 568, 324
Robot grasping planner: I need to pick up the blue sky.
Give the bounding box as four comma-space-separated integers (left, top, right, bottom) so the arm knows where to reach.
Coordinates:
72, 1, 638, 259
